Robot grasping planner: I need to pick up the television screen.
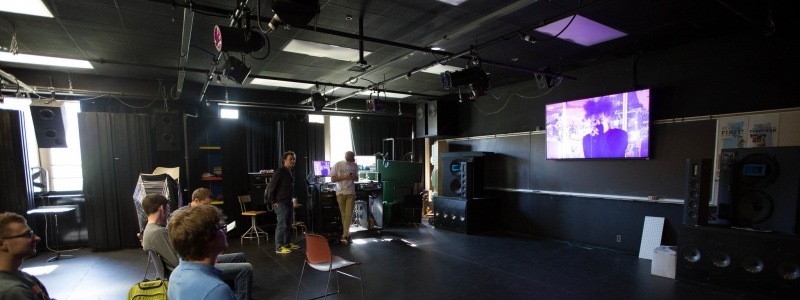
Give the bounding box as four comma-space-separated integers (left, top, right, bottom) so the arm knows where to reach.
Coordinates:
545, 89, 650, 159
313, 160, 331, 177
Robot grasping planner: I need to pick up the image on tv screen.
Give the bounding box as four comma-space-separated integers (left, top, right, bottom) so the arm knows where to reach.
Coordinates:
313, 160, 331, 176
545, 89, 650, 159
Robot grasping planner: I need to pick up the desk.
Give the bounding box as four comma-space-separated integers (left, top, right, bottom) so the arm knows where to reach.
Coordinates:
27, 206, 77, 262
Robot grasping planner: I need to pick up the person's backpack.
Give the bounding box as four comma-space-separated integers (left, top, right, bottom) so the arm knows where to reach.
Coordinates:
127, 279, 168, 300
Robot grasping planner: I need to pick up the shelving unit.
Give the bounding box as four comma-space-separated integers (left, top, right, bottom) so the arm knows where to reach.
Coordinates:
199, 146, 224, 204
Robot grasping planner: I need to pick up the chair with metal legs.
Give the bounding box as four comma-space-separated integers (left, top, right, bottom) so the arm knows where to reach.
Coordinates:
295, 233, 364, 300
238, 195, 268, 245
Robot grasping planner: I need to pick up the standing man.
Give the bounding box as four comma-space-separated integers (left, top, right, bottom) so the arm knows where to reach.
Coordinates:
331, 151, 359, 244
167, 205, 235, 300
0, 212, 51, 300
142, 193, 253, 300
267, 151, 301, 254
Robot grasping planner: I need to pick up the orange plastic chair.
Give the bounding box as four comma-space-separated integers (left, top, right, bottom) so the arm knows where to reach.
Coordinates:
295, 234, 364, 300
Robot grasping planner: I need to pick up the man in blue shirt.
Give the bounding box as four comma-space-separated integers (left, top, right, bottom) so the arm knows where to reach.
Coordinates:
0, 212, 51, 300
167, 205, 235, 300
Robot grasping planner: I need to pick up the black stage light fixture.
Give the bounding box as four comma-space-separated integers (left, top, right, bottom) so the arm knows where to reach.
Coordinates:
223, 56, 251, 84
441, 67, 490, 100
214, 25, 266, 53
312, 92, 326, 111
269, 0, 321, 30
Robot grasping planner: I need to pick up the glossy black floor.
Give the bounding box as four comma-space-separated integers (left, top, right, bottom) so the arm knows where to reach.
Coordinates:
22, 221, 771, 300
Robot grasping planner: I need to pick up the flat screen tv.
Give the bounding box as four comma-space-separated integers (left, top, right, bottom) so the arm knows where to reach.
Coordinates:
312, 160, 331, 177
545, 89, 650, 159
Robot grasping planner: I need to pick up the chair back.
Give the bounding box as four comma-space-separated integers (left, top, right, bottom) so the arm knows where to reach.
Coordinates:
304, 234, 332, 264
147, 250, 168, 279
238, 195, 251, 213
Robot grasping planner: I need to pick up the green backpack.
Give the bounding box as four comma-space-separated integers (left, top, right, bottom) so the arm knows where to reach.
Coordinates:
127, 279, 168, 300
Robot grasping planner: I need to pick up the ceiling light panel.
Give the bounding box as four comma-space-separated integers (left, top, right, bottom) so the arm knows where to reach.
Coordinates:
535, 15, 627, 46
0, 0, 54, 17
282, 39, 371, 62
359, 91, 411, 98
250, 78, 314, 89
420, 64, 463, 75
0, 51, 93, 69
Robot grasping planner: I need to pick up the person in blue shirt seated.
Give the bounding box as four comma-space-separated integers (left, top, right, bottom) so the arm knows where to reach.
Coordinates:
0, 212, 52, 300
142, 193, 252, 300
167, 205, 235, 300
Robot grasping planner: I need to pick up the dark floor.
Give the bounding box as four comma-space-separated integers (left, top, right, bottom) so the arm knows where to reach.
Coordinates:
23, 221, 772, 300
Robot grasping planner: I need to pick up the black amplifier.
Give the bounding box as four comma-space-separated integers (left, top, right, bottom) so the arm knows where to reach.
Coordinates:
356, 182, 382, 191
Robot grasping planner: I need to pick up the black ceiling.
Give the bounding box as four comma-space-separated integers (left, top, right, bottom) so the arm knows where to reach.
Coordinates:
0, 0, 792, 109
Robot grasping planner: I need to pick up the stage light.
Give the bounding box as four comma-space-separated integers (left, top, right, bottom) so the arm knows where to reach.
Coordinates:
268, 0, 320, 31
222, 56, 251, 84
440, 67, 490, 100
311, 92, 326, 111
214, 25, 266, 53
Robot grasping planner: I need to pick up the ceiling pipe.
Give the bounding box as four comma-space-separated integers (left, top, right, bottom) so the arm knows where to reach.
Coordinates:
176, 8, 195, 98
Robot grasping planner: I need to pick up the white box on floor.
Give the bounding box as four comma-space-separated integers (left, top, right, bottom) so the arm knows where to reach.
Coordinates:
651, 245, 677, 279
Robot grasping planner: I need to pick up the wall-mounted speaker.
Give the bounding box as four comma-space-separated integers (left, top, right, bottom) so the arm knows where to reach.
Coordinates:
718, 146, 800, 234
29, 101, 68, 148
683, 158, 712, 225
153, 111, 182, 151
440, 152, 486, 199
415, 101, 456, 138
676, 226, 737, 289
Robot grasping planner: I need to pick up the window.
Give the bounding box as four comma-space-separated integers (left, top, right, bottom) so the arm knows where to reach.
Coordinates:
329, 115, 353, 159
0, 98, 82, 192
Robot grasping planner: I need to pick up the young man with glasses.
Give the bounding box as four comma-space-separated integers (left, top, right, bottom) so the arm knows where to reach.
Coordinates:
0, 212, 52, 300
142, 194, 252, 300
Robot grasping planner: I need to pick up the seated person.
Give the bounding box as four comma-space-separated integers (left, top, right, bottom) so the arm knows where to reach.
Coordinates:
141, 194, 252, 300
0, 212, 52, 300
167, 205, 235, 300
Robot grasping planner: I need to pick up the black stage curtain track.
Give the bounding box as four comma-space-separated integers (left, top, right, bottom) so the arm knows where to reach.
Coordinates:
350, 115, 414, 156
78, 112, 153, 251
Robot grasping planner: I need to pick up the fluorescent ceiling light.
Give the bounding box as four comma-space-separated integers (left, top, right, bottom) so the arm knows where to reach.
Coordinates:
534, 15, 627, 46
359, 91, 411, 99
436, 0, 468, 5
220, 108, 239, 119
282, 39, 370, 62
420, 64, 463, 75
0, 51, 93, 69
0, 0, 53, 18
250, 78, 313, 89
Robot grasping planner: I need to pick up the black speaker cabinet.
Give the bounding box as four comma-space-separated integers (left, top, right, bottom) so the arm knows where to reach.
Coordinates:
415, 101, 457, 138
440, 152, 486, 198
153, 111, 182, 151
676, 226, 737, 289
432, 196, 499, 234
310, 186, 342, 237
683, 158, 712, 226
734, 231, 800, 298
718, 146, 800, 234
29, 101, 68, 148
677, 225, 800, 298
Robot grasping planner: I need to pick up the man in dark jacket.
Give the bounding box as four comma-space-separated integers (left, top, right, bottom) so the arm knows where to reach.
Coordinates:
266, 151, 300, 254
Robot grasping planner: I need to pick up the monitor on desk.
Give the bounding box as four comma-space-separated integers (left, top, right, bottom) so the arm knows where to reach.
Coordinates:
313, 160, 331, 177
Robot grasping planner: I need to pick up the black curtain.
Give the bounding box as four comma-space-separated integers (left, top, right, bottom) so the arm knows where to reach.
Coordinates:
350, 115, 414, 156
78, 112, 153, 250
0, 109, 34, 214
243, 110, 308, 172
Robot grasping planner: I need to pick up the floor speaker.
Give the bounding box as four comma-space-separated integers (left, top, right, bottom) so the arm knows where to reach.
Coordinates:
29, 101, 68, 148
153, 111, 182, 151
676, 226, 736, 289
734, 231, 800, 298
440, 152, 486, 198
683, 158, 711, 225
432, 196, 499, 234
719, 146, 800, 234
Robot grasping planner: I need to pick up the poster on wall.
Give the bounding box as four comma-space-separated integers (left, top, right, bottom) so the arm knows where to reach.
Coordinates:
716, 116, 749, 150
745, 113, 780, 147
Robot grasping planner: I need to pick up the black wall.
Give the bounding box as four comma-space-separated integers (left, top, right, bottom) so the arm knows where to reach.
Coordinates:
444, 31, 800, 252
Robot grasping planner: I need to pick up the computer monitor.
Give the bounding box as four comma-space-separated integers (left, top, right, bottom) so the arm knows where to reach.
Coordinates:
313, 160, 331, 177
